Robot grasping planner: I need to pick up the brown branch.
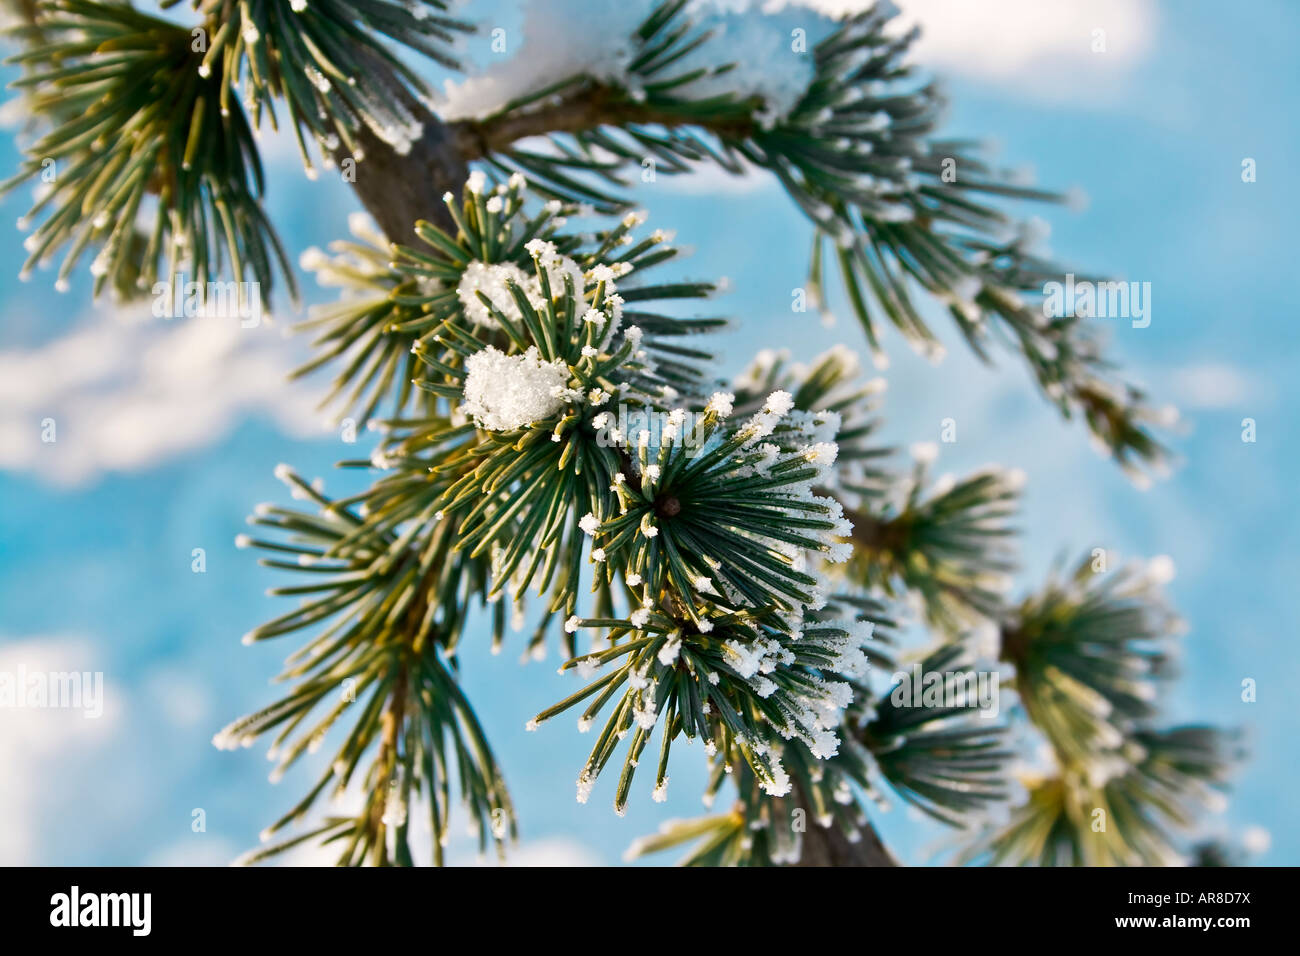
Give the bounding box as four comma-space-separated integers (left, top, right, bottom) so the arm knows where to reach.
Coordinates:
795, 820, 900, 867
810, 487, 905, 559
846, 507, 910, 555
449, 83, 757, 161
341, 70, 760, 242
336, 82, 467, 242
368, 663, 409, 864
789, 783, 899, 867
3, 0, 41, 27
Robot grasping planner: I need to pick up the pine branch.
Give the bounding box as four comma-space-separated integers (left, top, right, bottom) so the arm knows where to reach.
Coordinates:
4, 0, 295, 302
0, 0, 1222, 868
612, 348, 1019, 866
260, 182, 916, 865
999, 554, 1179, 766
2, 0, 476, 297
294, 183, 720, 426
447, 0, 1172, 477
221, 465, 514, 865
451, 82, 758, 160
540, 605, 872, 814
944, 554, 1246, 865
840, 462, 1022, 632
956, 726, 1242, 866
195, 0, 472, 175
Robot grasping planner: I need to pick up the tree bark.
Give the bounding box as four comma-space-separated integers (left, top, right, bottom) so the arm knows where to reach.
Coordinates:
341, 74, 759, 243
788, 781, 899, 867
795, 819, 899, 867
449, 84, 756, 158
337, 83, 467, 241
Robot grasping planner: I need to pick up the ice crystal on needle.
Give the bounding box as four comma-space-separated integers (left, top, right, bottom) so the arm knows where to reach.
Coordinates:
535, 607, 876, 810
587, 387, 853, 618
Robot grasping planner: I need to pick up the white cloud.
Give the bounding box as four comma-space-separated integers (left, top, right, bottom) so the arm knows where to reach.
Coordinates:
0, 303, 324, 485
0, 638, 121, 864
773, 0, 1157, 102
893, 0, 1156, 100
141, 667, 214, 729
1164, 363, 1265, 411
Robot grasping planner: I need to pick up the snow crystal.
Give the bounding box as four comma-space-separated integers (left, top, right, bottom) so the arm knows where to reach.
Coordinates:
456, 261, 533, 328
765, 390, 795, 416
460, 345, 570, 431
725, 639, 768, 679
628, 663, 651, 691
706, 391, 735, 417
632, 698, 658, 730
803, 441, 839, 477
435, 1, 823, 125
740, 390, 797, 444
826, 541, 853, 563
664, 7, 818, 125
759, 762, 792, 797
435, 3, 650, 121
531, 242, 589, 304
657, 632, 682, 665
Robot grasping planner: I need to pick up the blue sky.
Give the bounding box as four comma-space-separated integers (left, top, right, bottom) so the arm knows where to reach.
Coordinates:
1, 0, 1296, 866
